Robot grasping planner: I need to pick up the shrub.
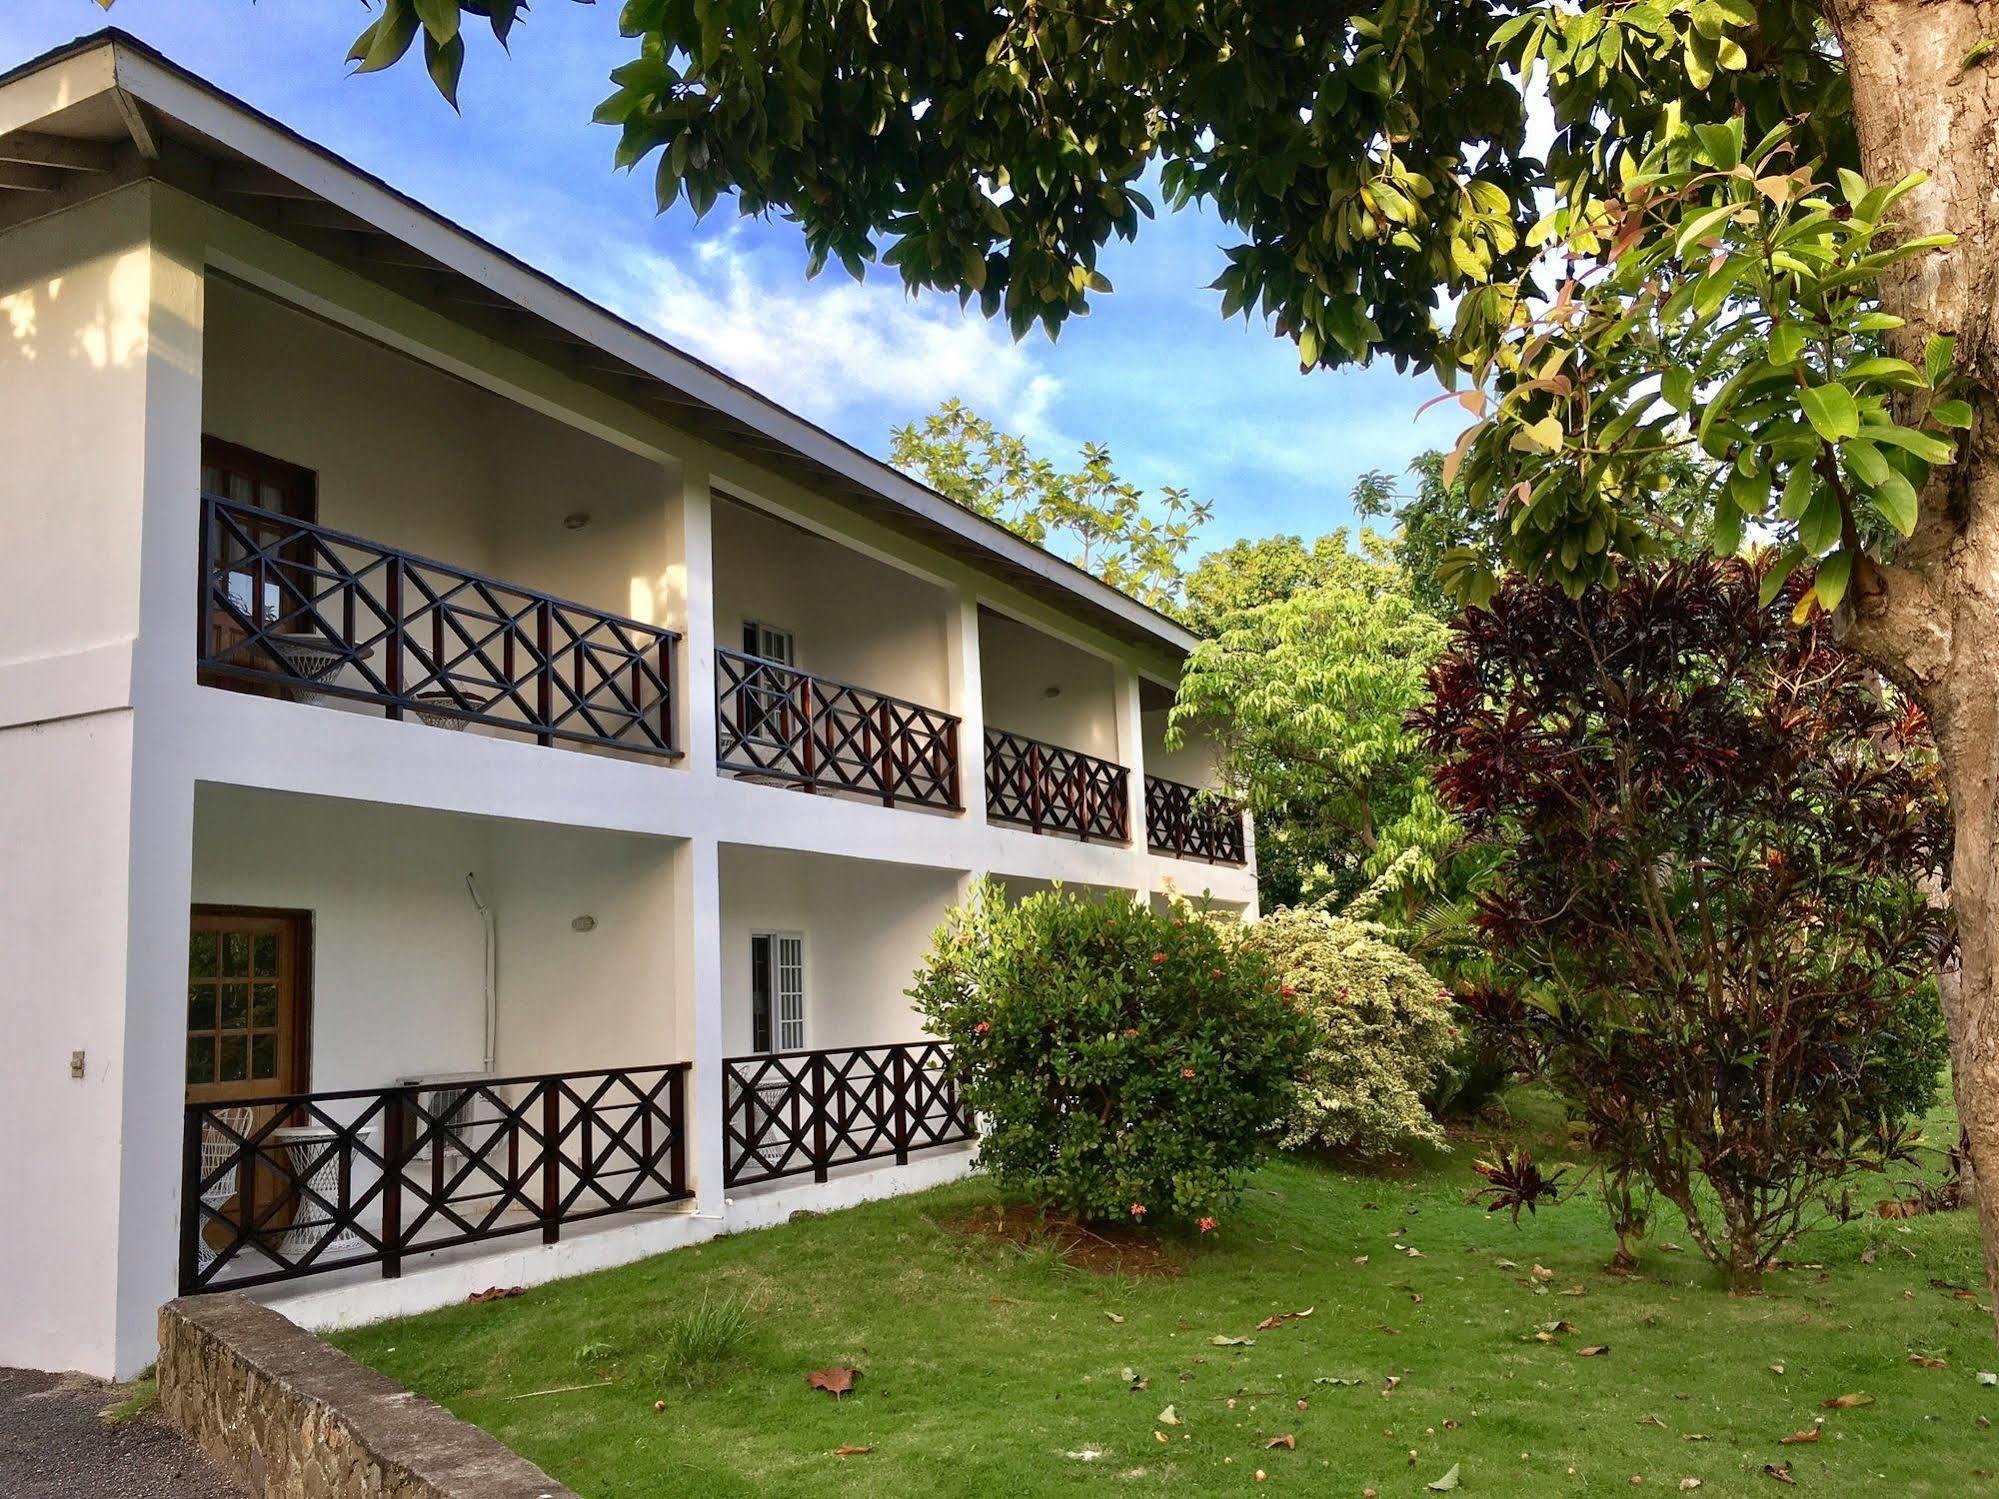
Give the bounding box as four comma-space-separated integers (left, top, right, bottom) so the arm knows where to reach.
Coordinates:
1238, 906, 1457, 1156
656, 1294, 756, 1385
1414, 559, 1954, 1291
909, 882, 1311, 1227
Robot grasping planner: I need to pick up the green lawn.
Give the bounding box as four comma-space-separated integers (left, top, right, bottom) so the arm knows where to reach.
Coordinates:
336, 1097, 1998, 1496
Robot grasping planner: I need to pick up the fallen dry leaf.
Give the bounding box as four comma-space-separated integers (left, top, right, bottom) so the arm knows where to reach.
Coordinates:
1763, 1461, 1795, 1484
1158, 1404, 1182, 1426
1212, 1335, 1256, 1347
467, 1286, 525, 1304
1578, 1345, 1611, 1358
1680, 1482, 1702, 1492
1265, 1434, 1296, 1450
1105, 1312, 1125, 1324
1531, 1264, 1556, 1282
805, 1366, 858, 1398
834, 1446, 873, 1456
1778, 1429, 1819, 1446
1908, 1354, 1947, 1369
1768, 1364, 1785, 1376
1640, 1415, 1667, 1429
1823, 1392, 1875, 1410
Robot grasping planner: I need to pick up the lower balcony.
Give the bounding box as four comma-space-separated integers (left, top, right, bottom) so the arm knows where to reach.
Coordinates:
198, 493, 682, 759
714, 648, 960, 811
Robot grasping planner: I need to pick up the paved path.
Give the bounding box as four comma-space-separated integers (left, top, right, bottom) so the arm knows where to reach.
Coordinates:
0, 1367, 245, 1498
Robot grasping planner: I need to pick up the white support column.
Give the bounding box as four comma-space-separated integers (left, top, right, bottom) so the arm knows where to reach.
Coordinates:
946, 590, 986, 828
1113, 662, 1149, 894
669, 462, 717, 781
673, 834, 726, 1217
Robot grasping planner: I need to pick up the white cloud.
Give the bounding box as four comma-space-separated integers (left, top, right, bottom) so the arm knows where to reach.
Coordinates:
587, 238, 1065, 442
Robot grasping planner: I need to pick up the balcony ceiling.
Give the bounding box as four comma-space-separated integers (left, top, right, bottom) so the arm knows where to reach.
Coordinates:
0, 28, 1198, 663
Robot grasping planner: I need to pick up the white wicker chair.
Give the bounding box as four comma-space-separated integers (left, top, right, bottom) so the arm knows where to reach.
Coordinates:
195, 1106, 254, 1270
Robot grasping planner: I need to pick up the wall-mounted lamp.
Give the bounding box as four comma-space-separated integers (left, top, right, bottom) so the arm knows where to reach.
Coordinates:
1042, 685, 1063, 699
562, 512, 591, 531
571, 915, 598, 933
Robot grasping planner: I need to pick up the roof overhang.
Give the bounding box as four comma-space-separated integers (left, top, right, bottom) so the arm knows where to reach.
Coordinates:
0, 28, 1199, 660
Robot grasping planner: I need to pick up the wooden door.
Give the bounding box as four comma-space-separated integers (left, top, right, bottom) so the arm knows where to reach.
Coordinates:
200, 437, 318, 695
186, 908, 309, 1103
187, 908, 311, 1256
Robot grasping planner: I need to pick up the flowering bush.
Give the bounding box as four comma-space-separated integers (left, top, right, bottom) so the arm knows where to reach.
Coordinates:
908, 882, 1311, 1226
1238, 906, 1457, 1156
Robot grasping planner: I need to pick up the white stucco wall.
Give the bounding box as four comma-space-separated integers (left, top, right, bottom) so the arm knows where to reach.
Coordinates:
489, 821, 681, 1075
717, 845, 960, 1054
711, 496, 953, 709
979, 608, 1120, 759
203, 277, 677, 625
189, 786, 684, 1090
1142, 703, 1222, 788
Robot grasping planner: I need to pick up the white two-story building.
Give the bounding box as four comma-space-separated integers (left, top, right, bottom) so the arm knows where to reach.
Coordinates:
0, 30, 1256, 1381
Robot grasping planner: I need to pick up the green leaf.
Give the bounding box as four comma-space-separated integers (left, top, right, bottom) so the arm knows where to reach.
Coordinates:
1799, 488, 1842, 554
1662, 366, 1694, 413
1925, 333, 1956, 388
412, 0, 460, 45
1766, 323, 1806, 367
1932, 398, 1974, 429
1728, 466, 1766, 514
1837, 167, 1869, 208
1676, 202, 1740, 258
1866, 422, 1956, 464
1427, 1465, 1462, 1493
1841, 439, 1890, 488
1780, 464, 1816, 521
1711, 496, 1744, 557
1798, 383, 1860, 443
423, 30, 465, 109
1759, 547, 1803, 606
1870, 467, 1920, 536
354, 0, 421, 74
1814, 550, 1853, 611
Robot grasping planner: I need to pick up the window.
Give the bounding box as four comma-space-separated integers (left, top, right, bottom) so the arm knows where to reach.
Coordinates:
742, 621, 795, 665
739, 622, 798, 747
749, 932, 806, 1053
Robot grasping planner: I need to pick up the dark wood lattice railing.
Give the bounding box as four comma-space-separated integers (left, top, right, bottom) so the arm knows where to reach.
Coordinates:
1144, 774, 1248, 865
714, 648, 960, 810
984, 727, 1129, 842
198, 494, 681, 757
722, 1042, 974, 1188
180, 1064, 691, 1293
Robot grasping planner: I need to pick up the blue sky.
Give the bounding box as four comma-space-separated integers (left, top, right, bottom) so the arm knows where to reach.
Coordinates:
6, 2, 1452, 553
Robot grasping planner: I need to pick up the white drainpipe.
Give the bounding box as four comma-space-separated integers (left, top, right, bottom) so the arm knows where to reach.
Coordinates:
466, 873, 497, 1075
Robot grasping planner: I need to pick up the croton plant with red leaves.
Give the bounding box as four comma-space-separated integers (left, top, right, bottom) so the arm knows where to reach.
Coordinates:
1412, 557, 1953, 1291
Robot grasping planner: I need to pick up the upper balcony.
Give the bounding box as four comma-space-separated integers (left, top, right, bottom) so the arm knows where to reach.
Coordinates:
1141, 678, 1246, 865
978, 608, 1130, 843
194, 277, 686, 763
711, 495, 961, 812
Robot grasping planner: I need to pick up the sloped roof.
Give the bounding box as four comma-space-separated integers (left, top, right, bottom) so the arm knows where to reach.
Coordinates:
0, 28, 1198, 659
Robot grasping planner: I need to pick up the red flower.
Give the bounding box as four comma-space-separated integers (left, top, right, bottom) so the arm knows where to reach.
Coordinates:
973, 1020, 991, 1035
1181, 1067, 1196, 1079
1130, 1202, 1147, 1219
1280, 984, 1296, 998
1198, 1216, 1217, 1234
1124, 1027, 1139, 1038
1151, 952, 1167, 965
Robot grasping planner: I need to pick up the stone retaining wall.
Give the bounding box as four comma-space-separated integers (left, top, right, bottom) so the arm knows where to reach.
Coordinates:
157, 1294, 575, 1499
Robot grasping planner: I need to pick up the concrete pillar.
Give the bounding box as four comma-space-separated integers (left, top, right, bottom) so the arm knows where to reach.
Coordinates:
1113, 662, 1149, 893
674, 834, 726, 1217
668, 463, 717, 781
945, 591, 986, 827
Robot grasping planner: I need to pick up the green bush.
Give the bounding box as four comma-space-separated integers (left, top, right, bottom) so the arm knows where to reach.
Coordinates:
1238, 906, 1458, 1156
908, 882, 1311, 1227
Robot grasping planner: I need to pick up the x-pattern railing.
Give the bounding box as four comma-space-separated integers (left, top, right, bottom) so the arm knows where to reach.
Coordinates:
198, 494, 681, 757
1144, 774, 1248, 865
180, 1063, 691, 1294
715, 648, 960, 810
722, 1042, 973, 1188
984, 727, 1130, 842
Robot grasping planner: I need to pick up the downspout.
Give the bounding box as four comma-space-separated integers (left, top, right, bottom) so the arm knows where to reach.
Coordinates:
467, 873, 497, 1075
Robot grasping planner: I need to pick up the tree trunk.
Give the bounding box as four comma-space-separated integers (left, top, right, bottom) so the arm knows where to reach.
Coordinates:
1827, 0, 1999, 1339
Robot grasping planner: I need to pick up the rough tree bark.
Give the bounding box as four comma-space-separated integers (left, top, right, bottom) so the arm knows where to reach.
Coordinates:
1826, 0, 1999, 1338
